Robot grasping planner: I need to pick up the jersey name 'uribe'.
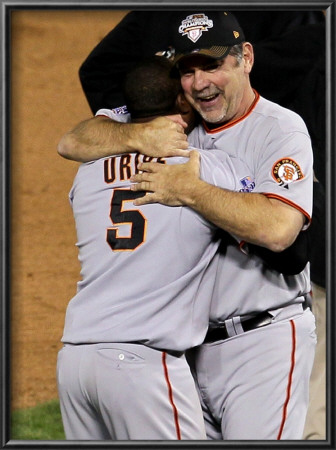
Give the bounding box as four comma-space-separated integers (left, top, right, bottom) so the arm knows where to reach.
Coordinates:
104, 153, 166, 184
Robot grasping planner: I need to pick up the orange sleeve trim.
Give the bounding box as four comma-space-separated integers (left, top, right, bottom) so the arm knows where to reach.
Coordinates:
264, 193, 311, 225
203, 89, 260, 134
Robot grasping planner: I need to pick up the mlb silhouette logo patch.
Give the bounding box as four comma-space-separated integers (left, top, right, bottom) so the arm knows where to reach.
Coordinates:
239, 176, 255, 192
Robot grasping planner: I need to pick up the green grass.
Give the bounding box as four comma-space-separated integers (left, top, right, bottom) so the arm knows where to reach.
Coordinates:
11, 399, 65, 440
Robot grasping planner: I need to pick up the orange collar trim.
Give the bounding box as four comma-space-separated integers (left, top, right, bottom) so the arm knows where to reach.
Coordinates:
203, 89, 260, 134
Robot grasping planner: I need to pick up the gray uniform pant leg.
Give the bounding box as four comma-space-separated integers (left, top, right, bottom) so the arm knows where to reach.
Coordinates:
303, 283, 326, 439
193, 306, 316, 440
57, 342, 206, 440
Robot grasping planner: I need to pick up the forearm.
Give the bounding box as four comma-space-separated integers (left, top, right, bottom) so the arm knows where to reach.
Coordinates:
131, 153, 306, 251
57, 115, 189, 163
133, 175, 302, 251
247, 232, 309, 275
57, 116, 145, 162
171, 179, 303, 251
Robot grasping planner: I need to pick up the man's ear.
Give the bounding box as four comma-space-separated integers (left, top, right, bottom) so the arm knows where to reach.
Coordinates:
176, 93, 196, 134
243, 42, 254, 74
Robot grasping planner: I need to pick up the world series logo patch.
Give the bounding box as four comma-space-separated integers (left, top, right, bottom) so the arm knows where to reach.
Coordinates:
179, 14, 213, 43
239, 176, 255, 192
272, 158, 303, 186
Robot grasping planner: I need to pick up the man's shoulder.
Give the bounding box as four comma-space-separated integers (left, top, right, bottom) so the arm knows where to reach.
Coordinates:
254, 96, 307, 131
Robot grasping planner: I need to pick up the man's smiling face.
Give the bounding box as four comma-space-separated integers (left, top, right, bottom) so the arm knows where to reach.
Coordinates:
178, 45, 252, 125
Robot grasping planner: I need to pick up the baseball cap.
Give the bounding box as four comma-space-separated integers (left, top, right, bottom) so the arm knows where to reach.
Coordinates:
171, 11, 245, 67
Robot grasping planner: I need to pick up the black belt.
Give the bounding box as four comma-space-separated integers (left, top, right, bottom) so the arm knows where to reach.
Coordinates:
204, 311, 273, 343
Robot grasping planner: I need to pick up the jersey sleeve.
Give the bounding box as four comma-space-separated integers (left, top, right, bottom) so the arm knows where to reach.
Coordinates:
199, 149, 256, 241
253, 122, 313, 228
167, 150, 254, 236
95, 108, 131, 123
199, 150, 253, 192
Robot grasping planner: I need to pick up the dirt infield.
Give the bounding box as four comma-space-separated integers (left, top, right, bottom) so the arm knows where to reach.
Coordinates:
10, 9, 128, 410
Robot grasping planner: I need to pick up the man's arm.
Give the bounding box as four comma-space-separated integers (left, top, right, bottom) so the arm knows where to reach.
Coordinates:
79, 12, 139, 113
130, 151, 306, 252
246, 180, 324, 275
79, 12, 181, 114
57, 115, 189, 162
247, 232, 309, 275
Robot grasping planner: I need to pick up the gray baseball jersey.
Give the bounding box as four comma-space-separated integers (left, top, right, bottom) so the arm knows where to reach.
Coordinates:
61, 148, 252, 351
187, 92, 316, 440
188, 93, 314, 321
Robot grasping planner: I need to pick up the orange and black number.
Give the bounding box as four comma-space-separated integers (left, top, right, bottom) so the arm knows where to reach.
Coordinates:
107, 189, 147, 251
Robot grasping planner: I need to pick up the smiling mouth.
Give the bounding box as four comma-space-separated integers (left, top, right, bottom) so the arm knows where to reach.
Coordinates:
195, 94, 220, 111
197, 93, 219, 104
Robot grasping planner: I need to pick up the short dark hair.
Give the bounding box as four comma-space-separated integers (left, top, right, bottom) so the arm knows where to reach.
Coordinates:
229, 43, 244, 65
123, 56, 181, 119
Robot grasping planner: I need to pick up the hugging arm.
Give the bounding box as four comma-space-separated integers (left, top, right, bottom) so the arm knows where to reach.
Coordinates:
57, 115, 189, 162
131, 151, 306, 252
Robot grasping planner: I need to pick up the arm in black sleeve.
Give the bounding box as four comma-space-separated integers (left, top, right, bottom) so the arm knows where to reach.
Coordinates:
247, 232, 310, 276
79, 11, 177, 114
216, 227, 309, 276
79, 12, 143, 113
308, 180, 326, 287
251, 23, 325, 107
231, 12, 325, 108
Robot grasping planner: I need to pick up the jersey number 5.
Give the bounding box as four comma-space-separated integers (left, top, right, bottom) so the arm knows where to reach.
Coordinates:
107, 189, 147, 251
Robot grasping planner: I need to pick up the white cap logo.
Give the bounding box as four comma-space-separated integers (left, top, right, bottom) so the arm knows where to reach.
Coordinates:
179, 14, 213, 43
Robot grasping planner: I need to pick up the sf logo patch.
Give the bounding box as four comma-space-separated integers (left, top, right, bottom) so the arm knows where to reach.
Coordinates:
272, 158, 303, 188
179, 14, 213, 43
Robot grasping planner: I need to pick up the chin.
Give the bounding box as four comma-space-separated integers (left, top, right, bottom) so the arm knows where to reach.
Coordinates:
198, 105, 227, 124
202, 112, 227, 124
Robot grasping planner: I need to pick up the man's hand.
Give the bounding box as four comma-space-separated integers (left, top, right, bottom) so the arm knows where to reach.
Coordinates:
136, 115, 189, 157
130, 150, 201, 206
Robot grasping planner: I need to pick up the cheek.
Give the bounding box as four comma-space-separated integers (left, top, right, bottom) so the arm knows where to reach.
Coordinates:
181, 77, 193, 94
225, 75, 242, 96
184, 92, 196, 108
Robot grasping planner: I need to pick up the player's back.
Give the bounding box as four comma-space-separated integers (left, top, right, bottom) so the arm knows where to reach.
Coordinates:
62, 150, 243, 351
62, 149, 251, 350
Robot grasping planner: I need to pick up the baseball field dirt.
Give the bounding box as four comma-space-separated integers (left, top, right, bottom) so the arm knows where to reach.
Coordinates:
10, 9, 128, 410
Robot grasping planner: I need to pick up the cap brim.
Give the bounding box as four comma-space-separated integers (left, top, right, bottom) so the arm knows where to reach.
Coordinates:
173, 45, 231, 68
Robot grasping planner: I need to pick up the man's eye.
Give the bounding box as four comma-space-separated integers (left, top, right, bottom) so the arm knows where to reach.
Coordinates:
204, 63, 220, 71
180, 70, 193, 77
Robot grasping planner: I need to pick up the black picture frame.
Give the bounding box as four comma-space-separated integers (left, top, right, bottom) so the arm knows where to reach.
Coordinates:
1, 1, 335, 449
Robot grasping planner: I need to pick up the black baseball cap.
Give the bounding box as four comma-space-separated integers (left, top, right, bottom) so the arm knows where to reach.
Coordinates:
171, 11, 245, 67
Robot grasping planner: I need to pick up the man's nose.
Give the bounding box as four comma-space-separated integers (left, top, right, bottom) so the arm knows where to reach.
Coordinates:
192, 69, 210, 91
